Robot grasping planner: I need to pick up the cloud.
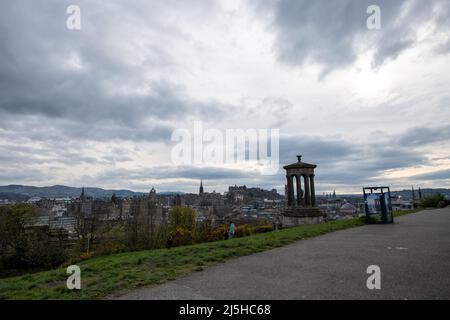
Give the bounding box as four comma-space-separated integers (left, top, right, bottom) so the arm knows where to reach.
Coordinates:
395, 124, 450, 147
258, 0, 450, 75
0, 0, 226, 143
0, 1, 449, 193
411, 169, 450, 181
278, 131, 427, 187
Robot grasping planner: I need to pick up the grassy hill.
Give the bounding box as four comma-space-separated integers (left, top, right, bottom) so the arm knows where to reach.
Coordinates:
0, 209, 424, 300
0, 218, 366, 300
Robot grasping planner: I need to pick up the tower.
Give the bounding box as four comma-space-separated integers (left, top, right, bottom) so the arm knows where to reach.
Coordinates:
199, 179, 204, 195
149, 186, 157, 202
282, 155, 323, 220
80, 186, 86, 201
283, 155, 317, 208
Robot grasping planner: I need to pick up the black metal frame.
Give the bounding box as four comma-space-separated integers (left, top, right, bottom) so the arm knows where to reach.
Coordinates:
363, 186, 394, 224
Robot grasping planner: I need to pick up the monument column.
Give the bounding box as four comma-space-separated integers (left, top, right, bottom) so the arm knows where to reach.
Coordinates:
286, 175, 294, 206
303, 174, 311, 206
296, 174, 302, 206
310, 174, 316, 207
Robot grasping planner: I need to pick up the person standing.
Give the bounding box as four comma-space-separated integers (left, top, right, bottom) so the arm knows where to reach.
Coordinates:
166, 235, 173, 249
229, 222, 235, 239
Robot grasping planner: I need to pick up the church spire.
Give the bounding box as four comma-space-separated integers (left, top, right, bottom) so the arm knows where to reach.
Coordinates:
80, 186, 86, 201
199, 179, 204, 195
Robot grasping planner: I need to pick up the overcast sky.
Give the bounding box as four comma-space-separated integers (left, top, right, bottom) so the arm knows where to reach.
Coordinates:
1, 0, 450, 194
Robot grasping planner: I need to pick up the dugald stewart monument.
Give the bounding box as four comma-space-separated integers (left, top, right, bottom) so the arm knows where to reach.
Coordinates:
281, 155, 324, 227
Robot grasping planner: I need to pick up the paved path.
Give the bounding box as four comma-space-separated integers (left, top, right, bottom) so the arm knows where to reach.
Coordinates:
118, 208, 450, 300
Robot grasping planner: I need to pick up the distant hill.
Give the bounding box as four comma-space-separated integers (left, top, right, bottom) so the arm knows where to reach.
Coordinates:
336, 188, 450, 199
391, 188, 450, 199
318, 188, 450, 200
0, 185, 147, 200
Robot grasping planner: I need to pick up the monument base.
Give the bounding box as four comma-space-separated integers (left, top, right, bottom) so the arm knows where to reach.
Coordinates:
282, 207, 324, 217
280, 207, 325, 228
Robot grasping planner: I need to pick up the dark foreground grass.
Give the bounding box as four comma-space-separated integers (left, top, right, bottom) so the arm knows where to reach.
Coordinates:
0, 210, 422, 300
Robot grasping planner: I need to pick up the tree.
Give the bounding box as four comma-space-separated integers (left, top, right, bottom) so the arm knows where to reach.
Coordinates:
420, 193, 446, 208
0, 204, 67, 269
168, 207, 196, 232
0, 204, 35, 260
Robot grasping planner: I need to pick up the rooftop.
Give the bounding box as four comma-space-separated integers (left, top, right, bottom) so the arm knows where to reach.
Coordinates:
283, 155, 317, 170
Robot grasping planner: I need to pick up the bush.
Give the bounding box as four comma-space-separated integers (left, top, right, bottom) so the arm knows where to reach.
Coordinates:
23, 241, 68, 268
94, 242, 126, 256
0, 254, 25, 270
169, 207, 196, 232
79, 252, 94, 261
171, 227, 194, 247
235, 224, 252, 237
252, 225, 273, 234
195, 220, 212, 243
0, 205, 68, 269
210, 225, 228, 242
94, 224, 127, 255
420, 193, 446, 208
437, 201, 448, 208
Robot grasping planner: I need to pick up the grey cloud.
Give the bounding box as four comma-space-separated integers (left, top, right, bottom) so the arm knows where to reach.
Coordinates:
396, 124, 450, 147
1, 1, 448, 192
4, 126, 438, 192
0, 0, 226, 143
279, 131, 427, 187
72, 128, 432, 191
0, 144, 106, 167
411, 169, 450, 181
258, 0, 450, 74
279, 135, 358, 165
87, 166, 252, 184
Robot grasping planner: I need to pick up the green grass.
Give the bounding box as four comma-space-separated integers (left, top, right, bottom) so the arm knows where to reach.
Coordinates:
393, 208, 423, 217
0, 209, 423, 300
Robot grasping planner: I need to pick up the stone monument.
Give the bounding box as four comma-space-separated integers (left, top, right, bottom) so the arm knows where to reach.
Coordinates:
281, 155, 324, 227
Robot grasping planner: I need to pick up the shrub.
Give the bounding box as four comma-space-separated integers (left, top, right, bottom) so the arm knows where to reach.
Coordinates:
235, 224, 252, 238
79, 252, 94, 261
195, 220, 213, 243
94, 242, 126, 256
169, 207, 196, 232
171, 227, 194, 247
252, 225, 273, 234
210, 225, 228, 241
0, 254, 25, 269
21, 229, 68, 268
94, 224, 127, 255
0, 205, 68, 269
420, 193, 446, 208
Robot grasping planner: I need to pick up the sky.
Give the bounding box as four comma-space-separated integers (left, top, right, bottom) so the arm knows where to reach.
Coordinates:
0, 0, 450, 194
